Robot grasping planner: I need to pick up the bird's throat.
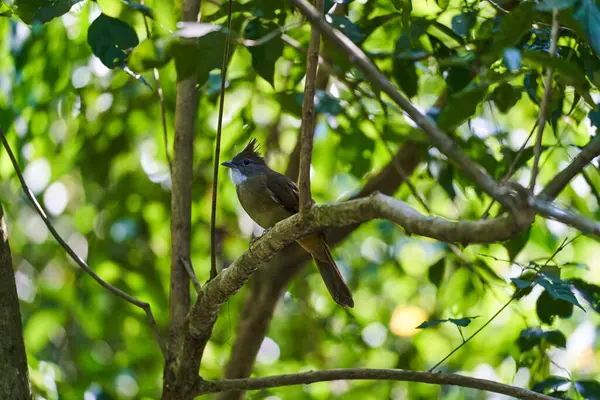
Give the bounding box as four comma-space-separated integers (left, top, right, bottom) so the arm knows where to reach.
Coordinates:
229, 168, 248, 185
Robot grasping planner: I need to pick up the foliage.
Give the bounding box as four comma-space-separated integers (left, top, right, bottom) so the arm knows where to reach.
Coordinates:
1, 0, 600, 398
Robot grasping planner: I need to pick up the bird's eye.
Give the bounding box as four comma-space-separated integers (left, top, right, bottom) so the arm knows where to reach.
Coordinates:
243, 159, 250, 165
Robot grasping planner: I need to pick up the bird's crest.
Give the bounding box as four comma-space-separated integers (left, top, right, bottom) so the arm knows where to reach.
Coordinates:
236, 138, 264, 163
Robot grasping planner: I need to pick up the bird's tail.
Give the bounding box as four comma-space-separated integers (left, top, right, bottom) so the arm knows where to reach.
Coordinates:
314, 247, 354, 308
298, 235, 354, 307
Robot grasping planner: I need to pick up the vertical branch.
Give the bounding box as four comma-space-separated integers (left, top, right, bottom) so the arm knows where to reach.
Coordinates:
168, 0, 201, 365
141, 1, 172, 172
0, 204, 32, 399
210, 0, 234, 280
298, 0, 324, 212
529, 9, 560, 192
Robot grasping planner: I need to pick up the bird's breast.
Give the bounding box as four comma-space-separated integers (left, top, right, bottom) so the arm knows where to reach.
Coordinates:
236, 179, 292, 229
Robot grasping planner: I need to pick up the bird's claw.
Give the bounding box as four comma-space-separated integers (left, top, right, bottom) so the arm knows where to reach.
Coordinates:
250, 228, 271, 245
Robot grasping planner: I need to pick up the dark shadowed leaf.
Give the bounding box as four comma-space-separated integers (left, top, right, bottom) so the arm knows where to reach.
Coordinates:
536, 0, 576, 11
328, 15, 365, 43
532, 376, 571, 394
174, 32, 226, 84
491, 82, 522, 113
536, 272, 584, 310
393, 60, 418, 98
448, 316, 478, 327
438, 85, 488, 130
570, 278, 600, 312
244, 18, 284, 87
536, 289, 574, 324
524, 70, 540, 104
0, 1, 13, 17
575, 380, 600, 399
428, 258, 445, 287
543, 330, 567, 348
15, 0, 82, 23
572, 0, 600, 56
87, 14, 139, 69
588, 105, 600, 129
438, 164, 456, 200
451, 11, 477, 38
512, 278, 533, 289
494, 3, 535, 49
518, 327, 544, 351
504, 228, 530, 261
417, 319, 447, 329
446, 66, 472, 94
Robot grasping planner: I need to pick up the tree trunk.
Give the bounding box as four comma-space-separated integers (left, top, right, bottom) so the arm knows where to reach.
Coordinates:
0, 204, 32, 399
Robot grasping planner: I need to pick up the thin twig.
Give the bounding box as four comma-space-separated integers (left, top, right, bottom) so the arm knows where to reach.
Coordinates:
181, 257, 202, 293
298, 0, 323, 212
210, 0, 233, 280
429, 236, 574, 371
0, 130, 167, 359
481, 119, 538, 219
141, 1, 172, 172
529, 8, 560, 192
196, 368, 555, 399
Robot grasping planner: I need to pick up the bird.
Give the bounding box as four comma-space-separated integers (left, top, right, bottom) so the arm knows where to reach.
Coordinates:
222, 139, 354, 307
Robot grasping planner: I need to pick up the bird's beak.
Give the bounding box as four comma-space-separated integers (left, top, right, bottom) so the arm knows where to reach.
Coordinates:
222, 161, 234, 168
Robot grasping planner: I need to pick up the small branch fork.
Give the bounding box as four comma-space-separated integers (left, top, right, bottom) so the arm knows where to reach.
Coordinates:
0, 130, 167, 359
194, 368, 555, 400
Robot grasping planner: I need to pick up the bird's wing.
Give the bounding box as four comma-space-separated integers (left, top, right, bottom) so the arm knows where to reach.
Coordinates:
266, 172, 301, 215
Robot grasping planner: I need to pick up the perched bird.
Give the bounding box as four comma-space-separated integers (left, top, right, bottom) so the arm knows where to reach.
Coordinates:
222, 139, 354, 307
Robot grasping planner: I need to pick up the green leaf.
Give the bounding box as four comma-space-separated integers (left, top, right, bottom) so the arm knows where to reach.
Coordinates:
393, 60, 418, 98
438, 85, 488, 130
244, 18, 284, 87
127, 36, 177, 73
512, 278, 533, 289
572, 0, 600, 56
570, 278, 600, 312
428, 258, 445, 287
575, 380, 600, 399
536, 272, 584, 310
532, 377, 571, 394
494, 3, 535, 49
536, 0, 576, 11
504, 228, 530, 261
451, 11, 477, 38
446, 66, 472, 94
417, 319, 447, 329
517, 327, 544, 351
536, 289, 574, 324
15, 0, 81, 24
417, 316, 478, 329
522, 51, 595, 107
173, 31, 226, 84
97, 0, 154, 19
448, 316, 478, 327
438, 164, 456, 200
543, 330, 567, 348
491, 82, 522, 113
87, 14, 139, 69
0, 1, 13, 17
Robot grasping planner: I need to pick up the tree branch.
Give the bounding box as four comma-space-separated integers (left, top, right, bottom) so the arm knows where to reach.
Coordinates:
541, 134, 600, 200
298, 0, 323, 212
531, 198, 600, 236
196, 368, 554, 400
0, 130, 167, 359
289, 0, 515, 211
529, 8, 559, 192
164, 0, 201, 395
210, 0, 233, 280
0, 203, 32, 399
173, 191, 534, 397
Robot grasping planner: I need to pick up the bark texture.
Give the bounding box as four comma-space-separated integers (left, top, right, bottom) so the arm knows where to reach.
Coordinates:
0, 204, 32, 400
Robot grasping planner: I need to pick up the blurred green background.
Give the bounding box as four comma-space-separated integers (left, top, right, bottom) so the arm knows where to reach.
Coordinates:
1, 0, 600, 398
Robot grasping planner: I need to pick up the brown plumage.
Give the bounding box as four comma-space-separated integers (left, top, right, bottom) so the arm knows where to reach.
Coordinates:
222, 139, 354, 307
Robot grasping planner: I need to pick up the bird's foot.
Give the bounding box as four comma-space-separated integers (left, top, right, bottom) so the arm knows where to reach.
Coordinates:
250, 228, 271, 245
